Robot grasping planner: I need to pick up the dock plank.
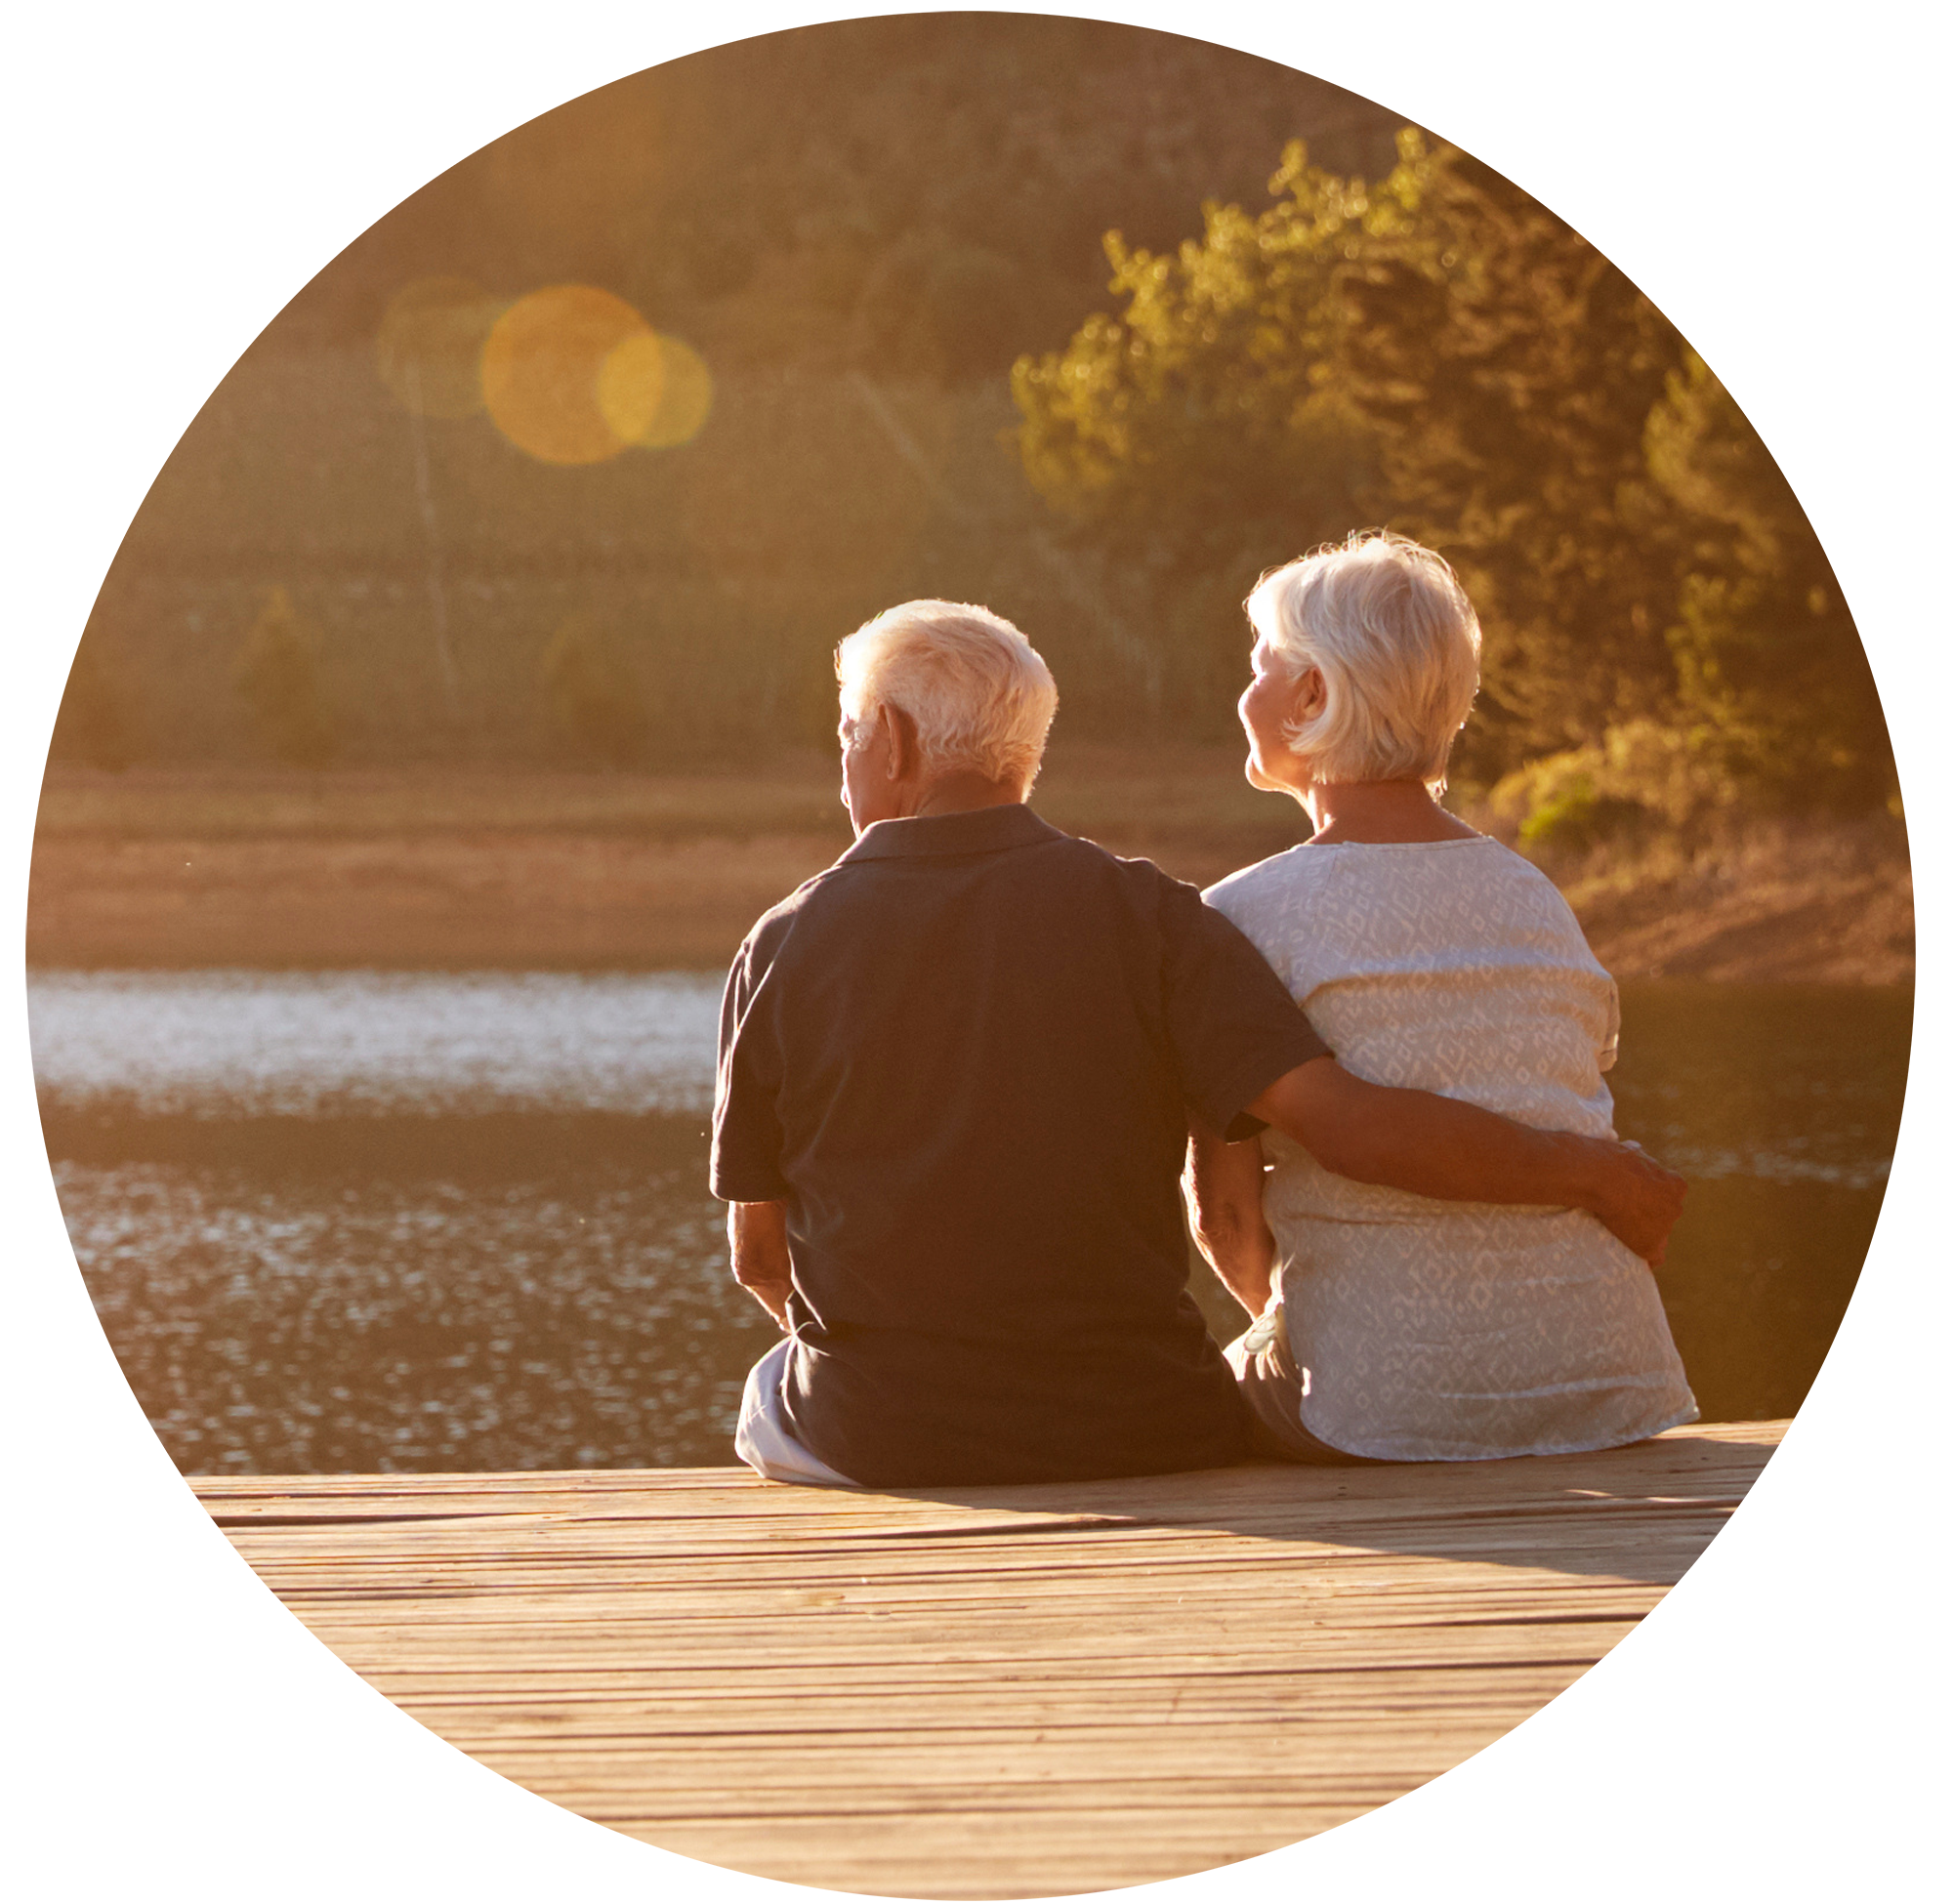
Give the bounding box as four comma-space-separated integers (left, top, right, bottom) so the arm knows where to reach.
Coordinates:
198, 1421, 1782, 1897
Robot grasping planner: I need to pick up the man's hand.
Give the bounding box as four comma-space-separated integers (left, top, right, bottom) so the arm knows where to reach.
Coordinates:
1569, 1137, 1686, 1268
1247, 1056, 1687, 1267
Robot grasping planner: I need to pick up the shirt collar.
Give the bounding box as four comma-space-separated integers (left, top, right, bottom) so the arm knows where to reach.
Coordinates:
839, 802, 1060, 864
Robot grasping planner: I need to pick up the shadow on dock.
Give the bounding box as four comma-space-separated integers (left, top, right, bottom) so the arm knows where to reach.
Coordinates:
881, 1430, 1764, 1581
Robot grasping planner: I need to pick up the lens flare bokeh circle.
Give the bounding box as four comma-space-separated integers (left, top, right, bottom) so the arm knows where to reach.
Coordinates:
380, 279, 714, 463
594, 331, 669, 446
481, 284, 656, 466
630, 334, 715, 448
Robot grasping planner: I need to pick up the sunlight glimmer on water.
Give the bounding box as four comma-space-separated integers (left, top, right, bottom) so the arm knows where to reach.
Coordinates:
35, 972, 1906, 1469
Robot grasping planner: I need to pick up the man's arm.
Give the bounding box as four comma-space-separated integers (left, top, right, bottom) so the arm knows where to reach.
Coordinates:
1247, 1057, 1685, 1266
727, 1200, 794, 1329
1182, 1127, 1278, 1319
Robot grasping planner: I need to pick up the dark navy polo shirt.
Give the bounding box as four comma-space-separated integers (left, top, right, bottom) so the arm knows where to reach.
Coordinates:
709, 802, 1330, 1488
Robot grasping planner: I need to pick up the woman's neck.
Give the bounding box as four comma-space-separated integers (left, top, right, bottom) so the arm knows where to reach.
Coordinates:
1300, 778, 1477, 845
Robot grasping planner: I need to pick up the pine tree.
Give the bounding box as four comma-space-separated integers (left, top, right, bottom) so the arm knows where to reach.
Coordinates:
39, 570, 136, 769
539, 616, 650, 767
232, 586, 335, 768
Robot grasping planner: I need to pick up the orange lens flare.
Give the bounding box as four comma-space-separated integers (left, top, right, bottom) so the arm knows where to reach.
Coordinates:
595, 331, 668, 445
384, 280, 713, 464
481, 285, 655, 466
632, 334, 715, 448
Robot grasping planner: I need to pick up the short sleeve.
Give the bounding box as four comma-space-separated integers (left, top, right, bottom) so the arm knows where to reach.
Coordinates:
1157, 876, 1331, 1138
709, 931, 793, 1203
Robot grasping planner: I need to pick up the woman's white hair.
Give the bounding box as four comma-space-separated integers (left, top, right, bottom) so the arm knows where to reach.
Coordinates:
836, 600, 1059, 789
1246, 530, 1482, 793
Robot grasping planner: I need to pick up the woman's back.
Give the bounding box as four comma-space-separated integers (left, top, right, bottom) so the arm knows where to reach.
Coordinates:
1206, 836, 1696, 1460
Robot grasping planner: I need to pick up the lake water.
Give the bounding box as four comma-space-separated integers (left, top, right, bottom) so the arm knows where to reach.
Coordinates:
31, 971, 1911, 1472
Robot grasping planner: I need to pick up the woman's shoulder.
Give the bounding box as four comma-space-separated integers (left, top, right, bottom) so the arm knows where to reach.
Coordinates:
1202, 845, 1326, 923
1340, 829, 1589, 904
1209, 833, 1521, 911
1468, 836, 1600, 922
1210, 834, 1611, 973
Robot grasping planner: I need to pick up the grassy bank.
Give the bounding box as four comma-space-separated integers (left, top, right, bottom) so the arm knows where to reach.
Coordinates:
31, 753, 1912, 983
1542, 818, 1914, 987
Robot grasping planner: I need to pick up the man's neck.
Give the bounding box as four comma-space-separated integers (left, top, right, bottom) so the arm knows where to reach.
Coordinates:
906, 770, 1026, 820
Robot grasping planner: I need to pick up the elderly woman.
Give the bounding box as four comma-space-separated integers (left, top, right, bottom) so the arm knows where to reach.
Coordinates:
1190, 531, 1697, 1463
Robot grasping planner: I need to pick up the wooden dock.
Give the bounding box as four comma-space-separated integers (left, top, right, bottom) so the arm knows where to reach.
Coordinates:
196, 1421, 1783, 1898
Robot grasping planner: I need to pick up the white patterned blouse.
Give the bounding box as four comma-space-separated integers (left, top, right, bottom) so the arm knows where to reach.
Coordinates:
1204, 835, 1697, 1462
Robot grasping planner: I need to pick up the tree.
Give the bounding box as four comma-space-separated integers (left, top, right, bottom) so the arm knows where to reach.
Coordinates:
1012, 131, 1891, 810
539, 616, 650, 766
232, 587, 335, 768
1641, 254, 1898, 805
49, 631, 140, 771
1011, 145, 1387, 721
1344, 11, 1906, 797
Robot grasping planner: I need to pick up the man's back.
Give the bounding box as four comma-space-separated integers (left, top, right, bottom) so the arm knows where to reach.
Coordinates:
711, 803, 1326, 1486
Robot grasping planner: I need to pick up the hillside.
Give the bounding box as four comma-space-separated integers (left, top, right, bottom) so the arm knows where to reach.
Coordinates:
73, 21, 1403, 770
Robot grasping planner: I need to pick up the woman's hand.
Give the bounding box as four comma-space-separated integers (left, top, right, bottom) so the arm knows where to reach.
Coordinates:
1183, 1123, 1278, 1318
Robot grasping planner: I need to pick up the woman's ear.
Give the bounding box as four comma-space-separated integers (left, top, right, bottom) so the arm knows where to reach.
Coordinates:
1290, 666, 1328, 724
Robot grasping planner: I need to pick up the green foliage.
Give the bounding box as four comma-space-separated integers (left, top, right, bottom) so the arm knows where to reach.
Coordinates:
1641, 258, 1883, 808
1011, 145, 1397, 721
1344, 9, 1906, 797
94, 28, 1892, 802
1489, 720, 1739, 851
539, 616, 651, 767
50, 632, 140, 771
1014, 144, 1395, 545
232, 587, 335, 768
1013, 131, 1894, 815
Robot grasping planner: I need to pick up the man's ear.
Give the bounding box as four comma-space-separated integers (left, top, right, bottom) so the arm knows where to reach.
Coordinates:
881, 702, 922, 780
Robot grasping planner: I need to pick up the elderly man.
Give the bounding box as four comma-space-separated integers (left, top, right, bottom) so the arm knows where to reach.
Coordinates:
711, 600, 1683, 1489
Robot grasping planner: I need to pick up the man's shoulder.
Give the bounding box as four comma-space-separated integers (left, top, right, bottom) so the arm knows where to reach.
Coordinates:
735, 859, 856, 975
738, 819, 1193, 974
1028, 819, 1195, 894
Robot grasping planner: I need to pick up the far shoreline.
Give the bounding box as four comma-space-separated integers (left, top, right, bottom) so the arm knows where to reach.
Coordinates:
30, 758, 1914, 988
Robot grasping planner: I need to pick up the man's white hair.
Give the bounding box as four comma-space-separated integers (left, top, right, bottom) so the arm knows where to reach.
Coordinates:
1246, 530, 1482, 793
836, 600, 1059, 790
